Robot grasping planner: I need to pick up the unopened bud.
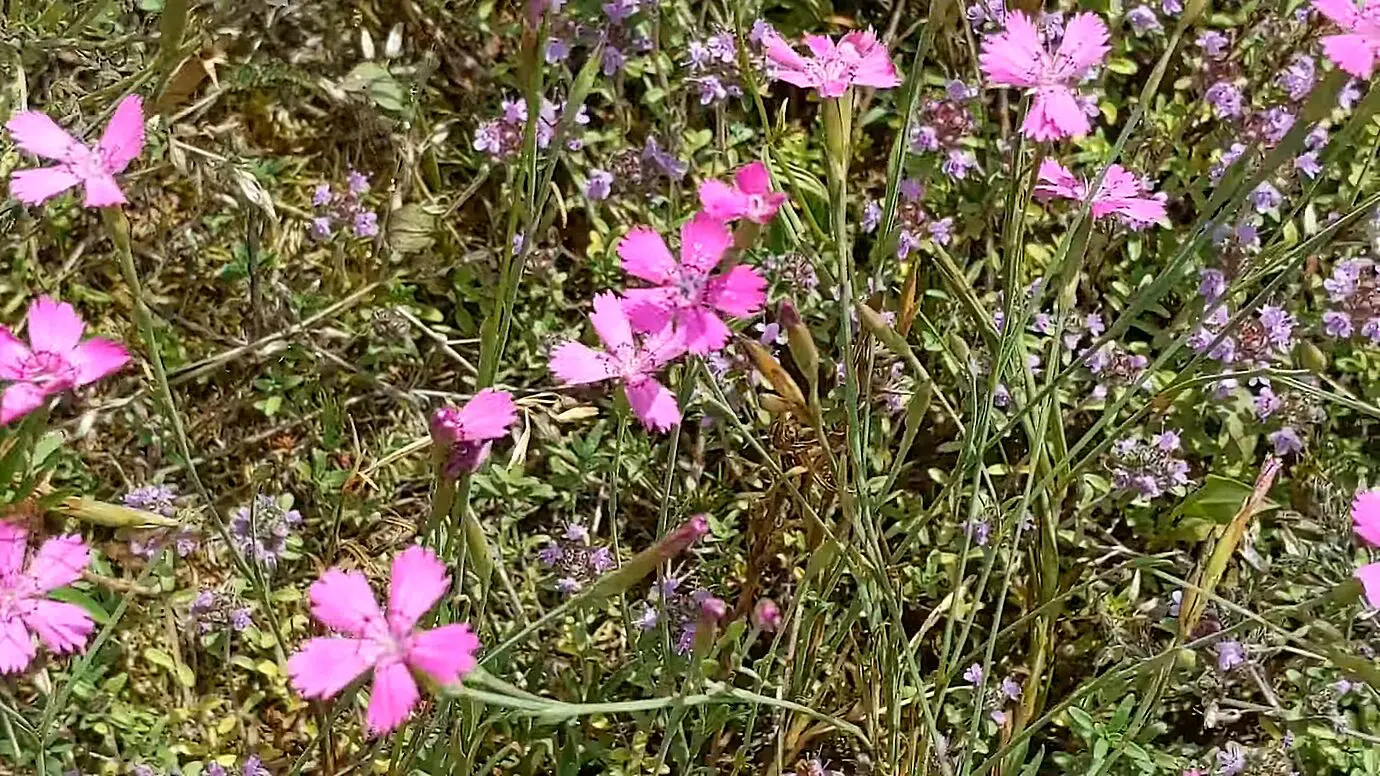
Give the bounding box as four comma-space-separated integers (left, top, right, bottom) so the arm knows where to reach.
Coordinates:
752, 598, 782, 632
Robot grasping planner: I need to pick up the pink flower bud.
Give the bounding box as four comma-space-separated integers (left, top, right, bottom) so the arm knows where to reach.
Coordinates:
752, 598, 781, 631
699, 595, 727, 620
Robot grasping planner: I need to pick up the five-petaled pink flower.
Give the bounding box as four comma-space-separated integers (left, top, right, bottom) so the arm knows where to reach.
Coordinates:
762, 29, 901, 98
979, 12, 1110, 141
618, 212, 767, 354
699, 162, 788, 225
429, 389, 518, 475
287, 546, 481, 734
5, 94, 146, 207
1354, 487, 1380, 546
0, 520, 95, 674
0, 297, 130, 425
1034, 159, 1167, 230
1313, 0, 1380, 78
549, 293, 687, 432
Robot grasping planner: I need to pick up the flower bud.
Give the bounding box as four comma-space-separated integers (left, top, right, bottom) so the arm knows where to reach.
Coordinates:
752, 598, 781, 632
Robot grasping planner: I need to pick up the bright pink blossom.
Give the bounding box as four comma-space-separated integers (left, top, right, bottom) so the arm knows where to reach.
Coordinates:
288, 546, 480, 734
0, 521, 94, 673
0, 297, 130, 424
5, 94, 145, 207
699, 162, 788, 225
1313, 0, 1380, 78
429, 389, 518, 475
618, 213, 767, 354
1034, 159, 1167, 229
549, 293, 687, 432
762, 29, 901, 98
979, 12, 1110, 141
1357, 561, 1380, 607
1353, 487, 1380, 546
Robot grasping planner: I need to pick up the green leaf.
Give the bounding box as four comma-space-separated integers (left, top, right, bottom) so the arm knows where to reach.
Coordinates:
1175, 475, 1276, 525
144, 647, 176, 672
1066, 706, 1095, 731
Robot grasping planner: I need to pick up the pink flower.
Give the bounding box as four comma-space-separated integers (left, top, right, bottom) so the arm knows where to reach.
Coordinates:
979, 12, 1110, 141
698, 162, 788, 224
5, 94, 145, 207
429, 389, 518, 475
1353, 487, 1380, 546
1313, 0, 1380, 78
618, 213, 767, 354
0, 520, 95, 673
0, 297, 130, 424
1034, 159, 1167, 229
762, 29, 901, 98
287, 546, 480, 734
1357, 561, 1380, 607
549, 293, 687, 432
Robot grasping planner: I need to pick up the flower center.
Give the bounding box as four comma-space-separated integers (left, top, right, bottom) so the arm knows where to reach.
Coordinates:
19, 351, 76, 388
63, 143, 107, 182
671, 271, 707, 306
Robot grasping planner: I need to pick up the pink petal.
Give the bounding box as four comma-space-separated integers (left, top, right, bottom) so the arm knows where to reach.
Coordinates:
1050, 13, 1111, 82
366, 659, 420, 734
641, 324, 689, 369
1034, 159, 1085, 202
549, 342, 616, 386
850, 46, 902, 90
387, 546, 449, 634
1353, 488, 1380, 547
25, 534, 89, 592
679, 212, 732, 274
454, 389, 517, 441
81, 173, 127, 208
308, 569, 385, 637
22, 599, 93, 654
623, 377, 681, 432
9, 168, 80, 205
803, 34, 835, 58
1023, 87, 1090, 141
4, 112, 78, 160
979, 11, 1045, 89
1314, 0, 1362, 27
0, 522, 27, 581
706, 265, 768, 318
1357, 561, 1380, 608
26, 297, 85, 356
1322, 34, 1378, 78
405, 623, 480, 685
69, 338, 129, 386
621, 287, 676, 333
0, 327, 30, 381
98, 95, 146, 175
0, 618, 35, 674
0, 383, 48, 426
734, 161, 772, 195
764, 32, 813, 74
618, 227, 677, 284
287, 637, 377, 699
773, 67, 822, 91
674, 306, 732, 355
698, 179, 749, 221
589, 292, 633, 352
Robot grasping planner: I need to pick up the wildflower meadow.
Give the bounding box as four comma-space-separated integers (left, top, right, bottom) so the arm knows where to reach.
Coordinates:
6, 0, 1380, 773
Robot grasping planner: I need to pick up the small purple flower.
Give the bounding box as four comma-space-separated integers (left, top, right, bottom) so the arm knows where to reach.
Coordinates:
943, 149, 977, 180
1340, 79, 1363, 110
1268, 426, 1304, 456
963, 663, 984, 685
352, 211, 379, 238
899, 178, 925, 202
1216, 745, 1247, 776
991, 709, 1008, 724
1295, 151, 1322, 179
1259, 305, 1296, 347
634, 606, 659, 630
965, 519, 991, 546
1261, 107, 1295, 144
242, 756, 269, 776
1216, 640, 1246, 671
312, 184, 332, 206
1254, 387, 1281, 419
929, 217, 954, 246
310, 216, 333, 240
1152, 430, 1181, 452
1000, 676, 1022, 700
862, 200, 883, 233
1199, 268, 1227, 302
1249, 182, 1283, 213
1206, 81, 1244, 119
602, 46, 626, 75
556, 577, 581, 594
946, 80, 978, 102
585, 169, 613, 201
546, 37, 571, 63
1197, 31, 1229, 58
1322, 310, 1354, 338
1277, 55, 1316, 101
911, 125, 940, 152
1126, 6, 1161, 34
1336, 678, 1354, 696
1162, 0, 1182, 14
231, 608, 253, 631
346, 170, 370, 195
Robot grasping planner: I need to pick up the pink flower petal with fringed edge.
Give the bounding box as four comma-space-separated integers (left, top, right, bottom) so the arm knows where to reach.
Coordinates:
9, 168, 81, 205
1357, 561, 1380, 608
679, 213, 733, 275
549, 342, 617, 386
1024, 86, 1090, 141
624, 377, 681, 432
366, 660, 420, 734
4, 112, 78, 160
621, 287, 677, 334
979, 11, 1045, 89
70, 338, 129, 386
706, 265, 767, 318
453, 389, 517, 441
1354, 488, 1380, 546
618, 228, 677, 284
406, 623, 480, 685
674, 306, 732, 355
1050, 13, 1111, 82
387, 546, 449, 634
698, 179, 750, 221
26, 297, 85, 357
0, 523, 26, 580
288, 637, 377, 698
98, 95, 146, 174
589, 293, 634, 351
23, 600, 93, 654
81, 173, 126, 208
308, 569, 385, 637
1323, 34, 1378, 78
0, 618, 35, 674
25, 534, 89, 593
1035, 160, 1085, 201
0, 383, 49, 426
